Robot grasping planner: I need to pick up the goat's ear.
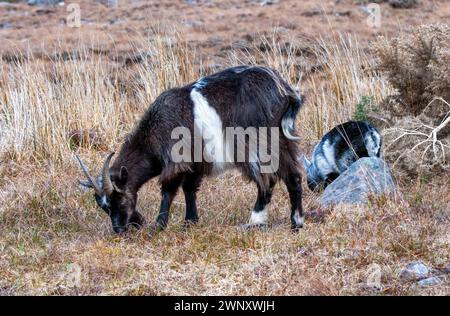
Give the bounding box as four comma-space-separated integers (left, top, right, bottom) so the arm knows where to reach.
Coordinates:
302, 155, 311, 170
119, 166, 128, 185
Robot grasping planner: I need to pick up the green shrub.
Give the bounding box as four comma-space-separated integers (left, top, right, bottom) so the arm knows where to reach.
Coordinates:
353, 96, 375, 121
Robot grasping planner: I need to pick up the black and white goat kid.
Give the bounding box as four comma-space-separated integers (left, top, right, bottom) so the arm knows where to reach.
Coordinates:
302, 121, 381, 191
76, 66, 306, 233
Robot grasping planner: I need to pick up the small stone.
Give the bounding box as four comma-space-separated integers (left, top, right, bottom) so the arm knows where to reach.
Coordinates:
417, 276, 442, 287
0, 22, 12, 29
184, 20, 203, 28
260, 0, 279, 6
442, 263, 450, 274
399, 262, 430, 281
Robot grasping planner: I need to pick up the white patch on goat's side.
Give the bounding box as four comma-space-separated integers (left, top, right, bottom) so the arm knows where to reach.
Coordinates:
322, 140, 336, 168
191, 88, 232, 173
315, 140, 336, 177
292, 211, 304, 227
248, 207, 268, 225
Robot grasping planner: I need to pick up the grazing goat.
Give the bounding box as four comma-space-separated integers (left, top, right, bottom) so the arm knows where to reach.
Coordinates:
76, 66, 305, 234
302, 120, 381, 191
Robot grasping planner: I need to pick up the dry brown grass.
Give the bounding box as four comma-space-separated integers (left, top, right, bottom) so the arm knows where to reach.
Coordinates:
0, 27, 197, 163
0, 29, 448, 295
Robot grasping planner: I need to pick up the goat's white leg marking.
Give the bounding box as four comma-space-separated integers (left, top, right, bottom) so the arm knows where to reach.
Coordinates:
292, 211, 304, 227
191, 88, 231, 173
248, 206, 268, 225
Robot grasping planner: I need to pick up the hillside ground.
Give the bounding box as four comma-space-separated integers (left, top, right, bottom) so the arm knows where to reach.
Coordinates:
0, 0, 448, 295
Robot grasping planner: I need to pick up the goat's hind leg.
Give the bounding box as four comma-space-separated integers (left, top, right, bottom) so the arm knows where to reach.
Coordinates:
243, 179, 276, 230
283, 169, 304, 231
182, 172, 203, 227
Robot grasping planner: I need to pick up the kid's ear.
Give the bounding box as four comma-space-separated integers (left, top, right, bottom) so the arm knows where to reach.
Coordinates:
302, 155, 311, 170
119, 166, 128, 185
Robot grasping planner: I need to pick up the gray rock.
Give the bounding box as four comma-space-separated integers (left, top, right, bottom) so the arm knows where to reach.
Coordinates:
320, 157, 396, 207
0, 22, 12, 29
400, 262, 430, 281
417, 276, 442, 287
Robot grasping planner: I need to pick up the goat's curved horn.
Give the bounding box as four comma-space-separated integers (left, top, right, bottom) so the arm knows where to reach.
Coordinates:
75, 154, 102, 195
101, 152, 115, 195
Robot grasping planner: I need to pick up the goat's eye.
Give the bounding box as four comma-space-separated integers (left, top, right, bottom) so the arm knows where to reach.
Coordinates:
95, 195, 110, 212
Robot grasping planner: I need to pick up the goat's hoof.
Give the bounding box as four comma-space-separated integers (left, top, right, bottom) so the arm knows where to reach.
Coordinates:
148, 223, 164, 237
291, 224, 303, 232
183, 220, 198, 230
240, 223, 269, 231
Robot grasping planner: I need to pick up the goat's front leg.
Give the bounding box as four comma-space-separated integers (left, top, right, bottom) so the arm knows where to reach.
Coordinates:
323, 172, 339, 189
182, 172, 203, 226
244, 180, 276, 229
151, 178, 182, 233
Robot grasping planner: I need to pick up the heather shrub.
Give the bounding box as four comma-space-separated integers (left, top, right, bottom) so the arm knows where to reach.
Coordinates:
374, 24, 450, 116
374, 24, 450, 178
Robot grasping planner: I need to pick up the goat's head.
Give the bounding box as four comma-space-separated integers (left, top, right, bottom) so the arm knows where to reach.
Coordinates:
301, 155, 320, 192
75, 153, 145, 234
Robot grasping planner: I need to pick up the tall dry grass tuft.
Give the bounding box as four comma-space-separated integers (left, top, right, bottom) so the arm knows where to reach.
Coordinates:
0, 56, 122, 162
228, 34, 303, 88
303, 35, 393, 141
1, 31, 392, 164
0, 31, 198, 164
228, 33, 393, 143
130, 29, 200, 107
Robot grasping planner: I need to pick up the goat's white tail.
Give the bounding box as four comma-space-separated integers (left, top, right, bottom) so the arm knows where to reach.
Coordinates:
281, 94, 304, 140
